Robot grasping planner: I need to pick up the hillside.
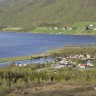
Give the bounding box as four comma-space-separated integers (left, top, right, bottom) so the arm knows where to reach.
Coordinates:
0, 0, 96, 32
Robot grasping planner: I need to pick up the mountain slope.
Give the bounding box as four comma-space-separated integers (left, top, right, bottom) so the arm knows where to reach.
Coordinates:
0, 0, 96, 31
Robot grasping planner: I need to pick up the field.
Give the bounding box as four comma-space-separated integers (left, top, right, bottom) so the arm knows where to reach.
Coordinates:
0, 53, 50, 63
2, 83, 96, 96
31, 22, 96, 35
2, 27, 22, 32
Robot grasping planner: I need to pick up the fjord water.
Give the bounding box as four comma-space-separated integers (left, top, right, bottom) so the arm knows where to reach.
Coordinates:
0, 32, 96, 58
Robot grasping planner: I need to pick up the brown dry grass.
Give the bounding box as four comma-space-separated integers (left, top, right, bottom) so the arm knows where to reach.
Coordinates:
3, 83, 96, 96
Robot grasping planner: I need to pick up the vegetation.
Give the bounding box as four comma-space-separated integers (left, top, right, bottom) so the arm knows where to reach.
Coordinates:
50, 46, 96, 58
0, 63, 96, 95
0, 53, 50, 63
0, 0, 96, 33
0, 46, 96, 95
31, 22, 96, 35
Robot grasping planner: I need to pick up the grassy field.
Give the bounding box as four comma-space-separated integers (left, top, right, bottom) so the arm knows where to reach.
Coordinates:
0, 64, 96, 96
31, 22, 96, 35
2, 27, 22, 32
0, 53, 50, 63
1, 22, 96, 35
7, 83, 96, 96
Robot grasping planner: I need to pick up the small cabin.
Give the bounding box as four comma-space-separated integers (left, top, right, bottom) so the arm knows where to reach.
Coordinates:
78, 64, 86, 68
89, 24, 93, 27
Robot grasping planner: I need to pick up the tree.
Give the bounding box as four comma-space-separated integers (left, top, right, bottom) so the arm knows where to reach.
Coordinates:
85, 26, 90, 31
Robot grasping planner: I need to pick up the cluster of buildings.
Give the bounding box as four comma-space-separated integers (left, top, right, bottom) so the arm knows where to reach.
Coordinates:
10, 62, 27, 67
53, 54, 94, 69
9, 53, 95, 69
85, 24, 96, 31
49, 27, 72, 31
49, 23, 96, 34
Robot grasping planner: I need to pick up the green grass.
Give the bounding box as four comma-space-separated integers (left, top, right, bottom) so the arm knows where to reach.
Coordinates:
0, 53, 50, 63
70, 22, 96, 35
30, 22, 96, 35
2, 27, 22, 31
31, 27, 65, 34
31, 27, 51, 33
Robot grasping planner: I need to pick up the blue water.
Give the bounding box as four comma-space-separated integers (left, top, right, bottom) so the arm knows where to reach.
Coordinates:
0, 32, 96, 58
0, 58, 54, 67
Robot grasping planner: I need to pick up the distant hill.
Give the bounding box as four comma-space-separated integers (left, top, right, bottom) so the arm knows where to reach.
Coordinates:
0, 0, 96, 32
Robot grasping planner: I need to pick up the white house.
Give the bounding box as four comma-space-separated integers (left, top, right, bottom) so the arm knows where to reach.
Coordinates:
89, 24, 93, 27
78, 64, 86, 68
67, 27, 72, 30
54, 27, 58, 30
18, 64, 22, 67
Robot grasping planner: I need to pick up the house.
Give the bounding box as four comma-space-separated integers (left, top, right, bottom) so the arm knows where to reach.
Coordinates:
54, 63, 76, 69
89, 24, 93, 27
60, 58, 68, 64
54, 64, 67, 69
78, 64, 86, 68
86, 54, 91, 59
67, 27, 72, 30
87, 60, 94, 67
17, 63, 22, 67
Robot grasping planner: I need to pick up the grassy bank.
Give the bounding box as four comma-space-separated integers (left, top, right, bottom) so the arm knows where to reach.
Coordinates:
30, 22, 96, 35
1, 22, 96, 35
0, 53, 50, 63
50, 46, 96, 58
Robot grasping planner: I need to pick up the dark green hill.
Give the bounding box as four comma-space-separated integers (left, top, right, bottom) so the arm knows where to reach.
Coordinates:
0, 0, 96, 32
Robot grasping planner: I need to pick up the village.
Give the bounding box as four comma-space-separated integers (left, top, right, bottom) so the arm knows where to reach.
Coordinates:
52, 53, 95, 69
47, 23, 96, 34
11, 53, 95, 70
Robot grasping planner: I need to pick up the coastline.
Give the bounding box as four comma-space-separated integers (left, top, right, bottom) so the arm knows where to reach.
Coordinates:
0, 53, 50, 63
1, 29, 96, 36
0, 45, 96, 63
0, 32, 96, 65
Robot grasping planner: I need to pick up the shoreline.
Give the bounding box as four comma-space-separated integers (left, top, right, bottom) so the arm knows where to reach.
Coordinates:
1, 30, 96, 36
0, 45, 96, 63
0, 53, 51, 63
